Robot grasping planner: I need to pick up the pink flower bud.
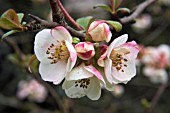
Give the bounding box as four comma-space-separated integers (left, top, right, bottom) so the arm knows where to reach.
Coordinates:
75, 42, 95, 60
87, 21, 112, 42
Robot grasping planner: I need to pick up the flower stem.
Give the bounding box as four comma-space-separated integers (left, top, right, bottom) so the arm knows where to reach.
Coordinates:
56, 0, 83, 30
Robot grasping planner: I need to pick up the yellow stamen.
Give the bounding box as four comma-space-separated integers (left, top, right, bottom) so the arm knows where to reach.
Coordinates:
46, 41, 69, 64
110, 48, 130, 72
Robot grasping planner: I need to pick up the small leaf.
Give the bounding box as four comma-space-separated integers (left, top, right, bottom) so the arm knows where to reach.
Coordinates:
93, 4, 112, 13
76, 16, 93, 30
0, 17, 23, 30
17, 13, 24, 23
116, 8, 131, 13
106, 20, 122, 32
0, 9, 23, 30
28, 54, 37, 73
114, 0, 119, 9
1, 30, 20, 40
8, 54, 20, 64
72, 37, 80, 44
22, 21, 27, 25
141, 98, 151, 109
1, 9, 19, 24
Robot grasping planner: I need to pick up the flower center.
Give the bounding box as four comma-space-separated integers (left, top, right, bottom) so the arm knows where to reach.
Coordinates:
74, 79, 90, 89
110, 48, 130, 72
46, 41, 69, 64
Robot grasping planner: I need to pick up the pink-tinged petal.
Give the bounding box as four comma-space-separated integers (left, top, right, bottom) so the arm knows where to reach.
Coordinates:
104, 23, 112, 42
107, 34, 128, 57
34, 29, 58, 64
111, 55, 136, 84
88, 20, 104, 32
84, 65, 104, 82
77, 50, 95, 60
51, 26, 72, 43
75, 42, 94, 52
121, 41, 139, 59
86, 77, 101, 100
75, 42, 85, 52
88, 23, 111, 42
104, 59, 113, 84
75, 42, 95, 60
65, 63, 94, 81
39, 60, 67, 84
97, 45, 108, 67
65, 40, 77, 71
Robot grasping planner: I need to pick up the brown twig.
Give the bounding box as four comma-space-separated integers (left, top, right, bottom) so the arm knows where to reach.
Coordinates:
49, 0, 65, 25
25, 14, 85, 39
28, 72, 68, 113
120, 0, 157, 24
147, 83, 168, 113
56, 0, 83, 30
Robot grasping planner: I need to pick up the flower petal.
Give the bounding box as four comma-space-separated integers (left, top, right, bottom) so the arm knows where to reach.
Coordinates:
86, 77, 101, 100
104, 23, 112, 42
104, 59, 114, 84
107, 34, 128, 57
65, 63, 94, 81
34, 29, 58, 64
62, 80, 86, 98
84, 65, 104, 81
51, 26, 72, 43
88, 23, 111, 42
111, 55, 136, 84
97, 44, 108, 67
88, 20, 104, 32
65, 40, 77, 71
39, 61, 67, 84
121, 41, 139, 59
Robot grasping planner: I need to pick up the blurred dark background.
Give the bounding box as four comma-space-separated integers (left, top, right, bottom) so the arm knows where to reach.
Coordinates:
0, 0, 170, 113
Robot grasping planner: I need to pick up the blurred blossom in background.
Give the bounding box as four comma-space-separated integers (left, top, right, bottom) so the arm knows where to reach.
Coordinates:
132, 14, 152, 33
17, 79, 48, 103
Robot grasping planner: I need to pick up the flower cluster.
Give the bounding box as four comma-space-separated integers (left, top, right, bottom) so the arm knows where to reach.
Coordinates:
137, 44, 170, 84
34, 21, 139, 100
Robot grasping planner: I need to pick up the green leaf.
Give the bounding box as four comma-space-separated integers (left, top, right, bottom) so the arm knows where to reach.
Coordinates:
141, 98, 151, 109
28, 54, 38, 73
17, 13, 24, 23
114, 0, 119, 9
116, 8, 131, 13
8, 54, 20, 64
106, 20, 122, 32
1, 9, 19, 24
0, 17, 23, 30
0, 9, 23, 30
93, 4, 112, 13
72, 37, 80, 44
76, 16, 93, 30
1, 30, 20, 40
22, 21, 27, 25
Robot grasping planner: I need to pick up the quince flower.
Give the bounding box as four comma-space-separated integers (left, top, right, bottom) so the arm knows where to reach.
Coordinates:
141, 44, 170, 68
98, 34, 139, 84
87, 20, 112, 42
75, 42, 95, 60
62, 63, 104, 100
143, 66, 168, 84
34, 26, 77, 84
17, 79, 47, 103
